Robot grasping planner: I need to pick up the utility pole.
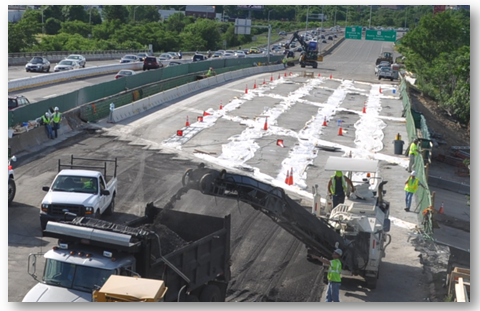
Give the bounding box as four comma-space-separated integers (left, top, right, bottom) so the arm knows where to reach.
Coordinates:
321, 5, 324, 29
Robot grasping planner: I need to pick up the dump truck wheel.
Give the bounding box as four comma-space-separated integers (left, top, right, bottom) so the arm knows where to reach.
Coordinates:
199, 173, 215, 194
182, 169, 193, 186
200, 284, 222, 302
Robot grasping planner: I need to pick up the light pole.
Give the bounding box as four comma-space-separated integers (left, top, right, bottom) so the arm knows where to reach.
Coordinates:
305, 5, 309, 33
268, 9, 274, 24
133, 6, 139, 23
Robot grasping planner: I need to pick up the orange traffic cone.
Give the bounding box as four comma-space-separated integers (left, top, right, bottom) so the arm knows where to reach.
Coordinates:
245, 84, 248, 94
285, 170, 290, 184
289, 72, 292, 76
288, 168, 294, 185
185, 116, 190, 127
330, 74, 332, 79
254, 80, 257, 89
363, 106, 366, 113
203, 111, 211, 116
379, 86, 382, 93
271, 74, 273, 82
177, 130, 183, 136
263, 118, 268, 130
263, 79, 266, 85
197, 116, 203, 122
284, 71, 287, 77
338, 127, 343, 136
220, 101, 223, 110
277, 139, 284, 148
439, 202, 444, 214
278, 73, 281, 79
323, 116, 327, 126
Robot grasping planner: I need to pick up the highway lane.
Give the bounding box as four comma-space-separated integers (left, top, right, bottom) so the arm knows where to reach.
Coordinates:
8, 38, 426, 302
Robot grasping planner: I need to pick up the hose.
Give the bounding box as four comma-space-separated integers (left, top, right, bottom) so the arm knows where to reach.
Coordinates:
177, 285, 186, 302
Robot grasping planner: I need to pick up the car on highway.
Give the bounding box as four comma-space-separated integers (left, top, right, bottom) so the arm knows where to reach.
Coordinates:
8, 95, 30, 110
192, 54, 208, 62
143, 56, 162, 70
115, 69, 136, 79
25, 57, 50, 73
120, 55, 140, 63
158, 53, 173, 61
279, 31, 287, 36
375, 62, 391, 75
53, 59, 81, 72
212, 51, 223, 58
167, 52, 179, 59
328, 36, 334, 40
136, 52, 151, 61
65, 54, 86, 68
167, 61, 182, 67
234, 50, 246, 58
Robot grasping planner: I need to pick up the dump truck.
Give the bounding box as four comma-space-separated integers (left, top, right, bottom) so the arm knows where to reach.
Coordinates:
375, 52, 393, 65
179, 158, 391, 289
23, 203, 231, 302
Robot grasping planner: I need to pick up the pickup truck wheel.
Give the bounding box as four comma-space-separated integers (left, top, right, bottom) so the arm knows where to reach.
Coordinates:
93, 210, 101, 219
40, 218, 47, 231
105, 195, 115, 215
200, 284, 222, 302
8, 179, 16, 205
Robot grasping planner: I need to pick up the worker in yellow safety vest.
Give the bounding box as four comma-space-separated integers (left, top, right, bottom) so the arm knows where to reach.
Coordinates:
404, 170, 426, 212
52, 107, 62, 139
282, 57, 288, 68
408, 139, 419, 172
327, 171, 355, 209
206, 67, 216, 77
312, 248, 343, 302
41, 112, 54, 139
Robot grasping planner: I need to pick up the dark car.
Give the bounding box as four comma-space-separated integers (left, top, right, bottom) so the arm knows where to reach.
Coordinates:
143, 56, 162, 71
328, 36, 334, 40
25, 57, 50, 73
8, 95, 30, 110
192, 54, 208, 62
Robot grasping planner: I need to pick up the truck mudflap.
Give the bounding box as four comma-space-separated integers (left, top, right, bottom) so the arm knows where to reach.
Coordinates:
180, 163, 357, 272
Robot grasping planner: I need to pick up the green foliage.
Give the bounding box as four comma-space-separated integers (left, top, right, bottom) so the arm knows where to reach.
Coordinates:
62, 5, 88, 23
45, 18, 62, 35
102, 5, 129, 23
397, 9, 470, 124
59, 20, 92, 38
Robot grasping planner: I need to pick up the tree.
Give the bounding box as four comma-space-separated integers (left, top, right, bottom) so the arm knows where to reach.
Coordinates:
62, 5, 88, 23
59, 21, 92, 38
45, 17, 62, 35
102, 5, 129, 23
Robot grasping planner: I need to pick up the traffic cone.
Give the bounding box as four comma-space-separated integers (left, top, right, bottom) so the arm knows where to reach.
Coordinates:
263, 118, 268, 130
288, 168, 294, 185
349, 151, 352, 158
363, 106, 366, 113
338, 127, 343, 136
379, 86, 382, 93
197, 116, 203, 122
289, 72, 292, 76
271, 74, 273, 82
220, 100, 223, 110
323, 116, 327, 126
285, 170, 290, 184
330, 74, 332, 79
177, 130, 183, 136
276, 139, 284, 148
278, 73, 281, 79
263, 78, 266, 85
439, 202, 444, 214
254, 80, 257, 89
245, 84, 248, 94
318, 73, 321, 77
203, 111, 211, 116
185, 116, 190, 127
284, 71, 287, 77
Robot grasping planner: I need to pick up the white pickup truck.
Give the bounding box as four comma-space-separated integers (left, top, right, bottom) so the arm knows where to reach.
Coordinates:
8, 155, 17, 205
40, 156, 118, 230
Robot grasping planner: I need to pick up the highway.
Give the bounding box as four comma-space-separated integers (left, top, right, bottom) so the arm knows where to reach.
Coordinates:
8, 37, 433, 302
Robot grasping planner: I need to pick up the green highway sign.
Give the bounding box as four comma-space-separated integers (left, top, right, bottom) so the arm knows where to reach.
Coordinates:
365, 30, 397, 42
345, 26, 362, 40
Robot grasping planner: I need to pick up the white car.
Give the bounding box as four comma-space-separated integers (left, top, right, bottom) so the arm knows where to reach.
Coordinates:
234, 51, 246, 58
65, 54, 86, 67
120, 55, 140, 63
158, 53, 173, 61
53, 60, 81, 72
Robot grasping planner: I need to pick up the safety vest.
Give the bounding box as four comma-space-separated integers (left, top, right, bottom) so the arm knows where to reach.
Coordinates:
404, 177, 419, 193
42, 115, 51, 125
52, 112, 61, 123
327, 259, 342, 282
330, 175, 347, 195
409, 142, 418, 156
282, 58, 287, 64
206, 69, 213, 77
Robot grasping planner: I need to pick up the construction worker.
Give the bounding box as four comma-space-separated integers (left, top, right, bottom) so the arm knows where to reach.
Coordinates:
206, 67, 216, 77
82, 178, 97, 192
51, 107, 62, 138
282, 57, 288, 68
312, 249, 343, 302
408, 138, 419, 172
41, 112, 54, 139
404, 171, 426, 212
327, 171, 355, 209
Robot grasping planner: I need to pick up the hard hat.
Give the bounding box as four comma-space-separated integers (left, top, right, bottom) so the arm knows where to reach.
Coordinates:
45, 112, 50, 117
54, 107, 59, 111
334, 248, 343, 256
411, 171, 416, 176
210, 67, 213, 70
335, 171, 342, 177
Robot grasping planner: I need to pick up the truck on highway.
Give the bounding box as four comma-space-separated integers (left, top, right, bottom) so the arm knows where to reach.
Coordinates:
23, 203, 231, 302
39, 155, 118, 230
179, 158, 391, 289
285, 31, 320, 68
8, 155, 17, 205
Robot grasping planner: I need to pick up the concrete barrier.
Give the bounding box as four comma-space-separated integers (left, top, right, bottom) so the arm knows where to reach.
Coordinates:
428, 175, 470, 195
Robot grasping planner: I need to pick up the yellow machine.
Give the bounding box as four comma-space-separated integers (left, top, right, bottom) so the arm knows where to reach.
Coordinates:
92, 275, 168, 302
